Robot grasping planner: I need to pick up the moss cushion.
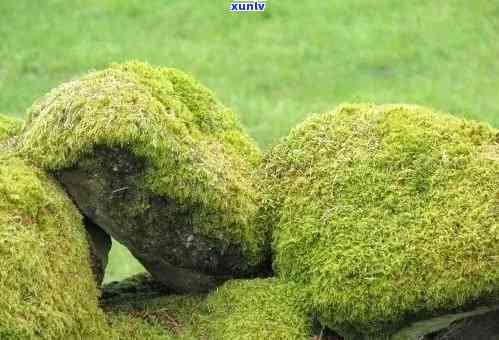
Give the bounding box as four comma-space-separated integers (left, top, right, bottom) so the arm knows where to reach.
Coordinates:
0, 155, 109, 339
261, 104, 499, 337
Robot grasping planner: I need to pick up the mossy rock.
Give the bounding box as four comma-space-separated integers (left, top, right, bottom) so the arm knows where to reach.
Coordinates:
0, 154, 110, 339
18, 61, 267, 292
260, 104, 499, 338
0, 113, 111, 286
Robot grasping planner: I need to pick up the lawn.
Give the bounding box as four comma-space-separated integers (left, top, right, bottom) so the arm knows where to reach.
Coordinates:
1, 0, 498, 282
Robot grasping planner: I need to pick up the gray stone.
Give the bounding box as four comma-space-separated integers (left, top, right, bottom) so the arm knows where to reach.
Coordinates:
57, 147, 264, 293
426, 309, 499, 340
392, 305, 499, 340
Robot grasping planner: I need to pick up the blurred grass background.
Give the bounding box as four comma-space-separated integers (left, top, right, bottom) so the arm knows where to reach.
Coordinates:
1, 0, 498, 282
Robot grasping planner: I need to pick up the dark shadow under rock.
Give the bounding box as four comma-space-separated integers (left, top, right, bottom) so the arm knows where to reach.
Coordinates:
101, 273, 172, 307
84, 216, 112, 285
58, 147, 265, 293
391, 305, 499, 340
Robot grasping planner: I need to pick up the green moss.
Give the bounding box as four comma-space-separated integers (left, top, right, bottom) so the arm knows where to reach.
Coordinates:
107, 313, 176, 340
103, 275, 205, 339
0, 154, 110, 339
108, 295, 204, 340
0, 114, 22, 143
103, 276, 311, 339
18, 61, 265, 264
192, 278, 310, 340
261, 104, 499, 337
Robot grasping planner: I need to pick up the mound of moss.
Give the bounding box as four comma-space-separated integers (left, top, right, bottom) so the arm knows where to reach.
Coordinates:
18, 61, 267, 292
261, 104, 499, 337
102, 275, 311, 339
1, 113, 112, 287
102, 273, 205, 339
0, 155, 110, 339
192, 278, 310, 339
107, 312, 178, 340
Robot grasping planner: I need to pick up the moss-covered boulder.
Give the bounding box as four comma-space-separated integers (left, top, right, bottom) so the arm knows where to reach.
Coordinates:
1, 113, 111, 286
18, 61, 267, 293
0, 155, 110, 339
261, 104, 499, 338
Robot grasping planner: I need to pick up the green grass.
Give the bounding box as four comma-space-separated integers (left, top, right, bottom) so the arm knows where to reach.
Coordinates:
104, 241, 145, 284
2, 0, 498, 282
1, 0, 498, 149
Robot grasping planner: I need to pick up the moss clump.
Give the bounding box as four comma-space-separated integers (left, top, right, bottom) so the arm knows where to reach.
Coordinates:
102, 274, 205, 339
0, 114, 22, 143
261, 104, 499, 337
0, 155, 109, 339
192, 278, 310, 339
106, 295, 204, 340
18, 61, 265, 265
103, 276, 310, 339
107, 314, 177, 340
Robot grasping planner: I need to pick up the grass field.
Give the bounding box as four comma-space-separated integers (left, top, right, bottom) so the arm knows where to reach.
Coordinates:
1, 0, 498, 282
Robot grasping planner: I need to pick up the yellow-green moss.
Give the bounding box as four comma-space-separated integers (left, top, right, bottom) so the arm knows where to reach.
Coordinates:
0, 155, 109, 339
18, 61, 265, 264
261, 104, 499, 338
103, 276, 311, 339
192, 278, 310, 339
103, 275, 205, 339
0, 114, 22, 143
107, 313, 176, 340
